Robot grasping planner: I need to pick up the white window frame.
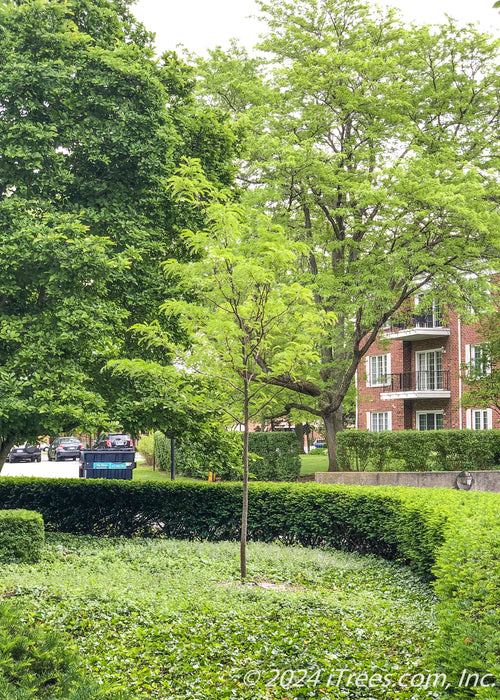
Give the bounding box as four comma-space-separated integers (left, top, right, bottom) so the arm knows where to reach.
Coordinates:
415, 349, 443, 390
416, 411, 444, 431
466, 408, 493, 430
414, 296, 442, 328
369, 411, 392, 432
465, 344, 491, 378
366, 353, 391, 388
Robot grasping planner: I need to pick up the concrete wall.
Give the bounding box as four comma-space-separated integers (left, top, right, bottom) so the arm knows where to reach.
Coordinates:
315, 470, 500, 493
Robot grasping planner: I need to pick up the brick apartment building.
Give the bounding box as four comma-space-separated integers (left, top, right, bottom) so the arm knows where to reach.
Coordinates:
356, 300, 499, 432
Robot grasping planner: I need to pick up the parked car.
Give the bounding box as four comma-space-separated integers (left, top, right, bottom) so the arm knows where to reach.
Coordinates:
47, 437, 84, 461
92, 433, 134, 450
8, 443, 41, 463
311, 439, 326, 449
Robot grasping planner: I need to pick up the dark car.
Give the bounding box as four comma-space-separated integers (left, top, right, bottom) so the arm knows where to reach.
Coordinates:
8, 443, 41, 463
47, 437, 84, 461
93, 433, 134, 450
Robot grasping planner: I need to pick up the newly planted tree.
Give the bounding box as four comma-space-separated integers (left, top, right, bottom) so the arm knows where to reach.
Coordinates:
196, 0, 500, 468
162, 159, 326, 577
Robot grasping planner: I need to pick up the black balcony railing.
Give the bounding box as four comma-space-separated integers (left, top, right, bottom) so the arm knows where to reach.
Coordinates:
390, 313, 443, 331
383, 371, 450, 393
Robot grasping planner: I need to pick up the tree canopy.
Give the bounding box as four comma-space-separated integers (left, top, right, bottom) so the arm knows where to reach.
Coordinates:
0, 0, 235, 466
161, 158, 323, 575
195, 0, 500, 468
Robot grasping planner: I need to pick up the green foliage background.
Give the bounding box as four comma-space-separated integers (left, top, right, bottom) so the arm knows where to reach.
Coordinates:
248, 432, 302, 481
0, 0, 236, 459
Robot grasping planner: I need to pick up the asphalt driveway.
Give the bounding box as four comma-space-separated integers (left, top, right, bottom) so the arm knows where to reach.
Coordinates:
2, 453, 79, 478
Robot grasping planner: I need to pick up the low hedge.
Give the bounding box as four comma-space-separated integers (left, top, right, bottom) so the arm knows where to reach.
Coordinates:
0, 478, 498, 697
0, 509, 44, 563
338, 429, 500, 472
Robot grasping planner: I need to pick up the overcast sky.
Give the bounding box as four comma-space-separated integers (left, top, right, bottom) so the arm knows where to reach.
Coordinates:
132, 0, 500, 56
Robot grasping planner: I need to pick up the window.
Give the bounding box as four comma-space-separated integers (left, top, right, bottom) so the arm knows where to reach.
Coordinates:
369, 412, 392, 432
416, 350, 443, 390
466, 408, 492, 430
416, 411, 444, 430
465, 344, 490, 377
414, 296, 442, 328
366, 354, 391, 387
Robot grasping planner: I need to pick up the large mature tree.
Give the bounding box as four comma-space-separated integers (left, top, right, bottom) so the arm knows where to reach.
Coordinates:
0, 0, 235, 468
196, 0, 500, 469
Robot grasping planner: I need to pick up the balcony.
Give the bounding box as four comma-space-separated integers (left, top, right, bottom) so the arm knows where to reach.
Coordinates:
383, 315, 450, 342
381, 371, 451, 400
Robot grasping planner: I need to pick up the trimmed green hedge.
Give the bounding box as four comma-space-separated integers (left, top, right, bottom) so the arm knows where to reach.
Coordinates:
0, 478, 498, 696
248, 432, 301, 481
338, 429, 500, 472
0, 509, 44, 563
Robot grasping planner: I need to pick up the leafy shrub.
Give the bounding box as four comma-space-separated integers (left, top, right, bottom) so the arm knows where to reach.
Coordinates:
153, 430, 170, 471
0, 509, 44, 563
150, 424, 242, 480
248, 432, 301, 481
338, 431, 382, 471
0, 601, 126, 699
0, 478, 452, 570
338, 429, 500, 472
137, 434, 154, 466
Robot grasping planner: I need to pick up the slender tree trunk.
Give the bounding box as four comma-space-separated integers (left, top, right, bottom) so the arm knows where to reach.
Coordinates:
240, 380, 250, 580
323, 407, 344, 472
0, 437, 15, 473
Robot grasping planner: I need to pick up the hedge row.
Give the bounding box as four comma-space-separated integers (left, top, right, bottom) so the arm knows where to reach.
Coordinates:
0, 478, 498, 697
0, 509, 44, 563
338, 429, 500, 471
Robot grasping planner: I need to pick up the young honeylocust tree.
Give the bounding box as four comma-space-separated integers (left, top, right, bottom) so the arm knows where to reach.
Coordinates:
163, 158, 327, 578
195, 0, 500, 469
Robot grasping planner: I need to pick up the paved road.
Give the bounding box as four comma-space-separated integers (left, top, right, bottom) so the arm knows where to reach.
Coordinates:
2, 453, 80, 478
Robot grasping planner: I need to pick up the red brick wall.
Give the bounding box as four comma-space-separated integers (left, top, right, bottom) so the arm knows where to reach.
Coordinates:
356, 309, 500, 431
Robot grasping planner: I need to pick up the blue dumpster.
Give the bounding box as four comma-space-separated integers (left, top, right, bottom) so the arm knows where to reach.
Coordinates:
80, 450, 136, 480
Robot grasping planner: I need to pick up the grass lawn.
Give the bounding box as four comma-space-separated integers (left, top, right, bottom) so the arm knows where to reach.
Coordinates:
136, 457, 329, 480
0, 534, 438, 699
133, 463, 173, 481
300, 451, 329, 475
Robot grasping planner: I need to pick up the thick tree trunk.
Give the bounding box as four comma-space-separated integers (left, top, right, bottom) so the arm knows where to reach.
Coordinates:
240, 382, 250, 580
323, 408, 344, 472
0, 437, 15, 474
293, 422, 307, 454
